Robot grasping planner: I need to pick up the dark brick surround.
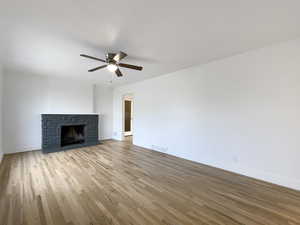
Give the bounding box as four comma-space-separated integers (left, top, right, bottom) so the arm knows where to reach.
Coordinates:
41, 114, 99, 153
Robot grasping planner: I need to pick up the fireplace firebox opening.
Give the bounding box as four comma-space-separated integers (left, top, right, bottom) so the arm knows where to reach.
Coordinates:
61, 125, 86, 147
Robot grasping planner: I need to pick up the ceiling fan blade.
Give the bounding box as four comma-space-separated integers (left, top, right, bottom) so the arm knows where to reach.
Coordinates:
113, 51, 127, 62
80, 54, 106, 63
118, 63, 143, 71
115, 68, 123, 77
88, 65, 107, 72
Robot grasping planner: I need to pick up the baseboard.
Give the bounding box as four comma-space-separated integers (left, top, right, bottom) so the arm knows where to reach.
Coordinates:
134, 143, 300, 192
111, 138, 122, 141
4, 139, 112, 154
4, 148, 41, 155
99, 137, 113, 141
217, 164, 300, 191
4, 140, 299, 191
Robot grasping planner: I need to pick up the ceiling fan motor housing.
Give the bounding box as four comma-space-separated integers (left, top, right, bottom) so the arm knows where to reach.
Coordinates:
106, 53, 117, 63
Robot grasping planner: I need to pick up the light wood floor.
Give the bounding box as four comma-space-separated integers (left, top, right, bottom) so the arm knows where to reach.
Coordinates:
1, 140, 300, 225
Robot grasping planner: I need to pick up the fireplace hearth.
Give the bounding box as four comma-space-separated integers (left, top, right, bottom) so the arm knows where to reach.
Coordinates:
41, 114, 99, 153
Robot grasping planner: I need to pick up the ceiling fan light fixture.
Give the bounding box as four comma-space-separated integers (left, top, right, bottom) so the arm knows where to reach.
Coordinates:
107, 64, 118, 72
80, 51, 143, 77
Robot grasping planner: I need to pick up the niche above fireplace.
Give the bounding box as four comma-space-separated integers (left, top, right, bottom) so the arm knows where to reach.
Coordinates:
41, 114, 99, 153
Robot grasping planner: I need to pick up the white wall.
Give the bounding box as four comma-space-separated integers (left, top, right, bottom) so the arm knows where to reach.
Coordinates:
3, 71, 94, 154
0, 65, 3, 163
94, 85, 113, 140
113, 38, 300, 190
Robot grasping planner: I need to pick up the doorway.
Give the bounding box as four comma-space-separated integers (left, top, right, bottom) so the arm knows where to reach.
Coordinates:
123, 95, 133, 142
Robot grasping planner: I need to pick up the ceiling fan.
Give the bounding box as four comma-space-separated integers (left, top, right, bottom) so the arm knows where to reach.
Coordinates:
80, 51, 143, 77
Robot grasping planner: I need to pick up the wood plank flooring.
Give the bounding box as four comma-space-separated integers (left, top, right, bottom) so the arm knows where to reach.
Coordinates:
1, 140, 300, 225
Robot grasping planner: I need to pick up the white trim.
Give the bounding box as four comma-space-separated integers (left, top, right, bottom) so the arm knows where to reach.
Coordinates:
122, 94, 134, 141
136, 142, 300, 191
124, 99, 133, 136
98, 137, 113, 141
3, 148, 40, 155
40, 113, 98, 115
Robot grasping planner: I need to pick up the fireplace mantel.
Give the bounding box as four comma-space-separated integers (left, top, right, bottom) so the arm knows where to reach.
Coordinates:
41, 114, 99, 153
41, 113, 98, 115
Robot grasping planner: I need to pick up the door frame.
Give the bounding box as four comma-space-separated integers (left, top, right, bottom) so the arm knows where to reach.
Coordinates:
122, 94, 134, 139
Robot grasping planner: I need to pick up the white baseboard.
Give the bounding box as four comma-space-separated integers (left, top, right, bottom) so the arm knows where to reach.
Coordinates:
218, 164, 300, 191
135, 143, 300, 192
4, 148, 40, 155
110, 138, 119, 141
99, 137, 113, 141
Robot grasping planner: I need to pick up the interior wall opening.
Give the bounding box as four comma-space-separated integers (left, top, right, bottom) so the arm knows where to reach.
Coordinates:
123, 94, 134, 143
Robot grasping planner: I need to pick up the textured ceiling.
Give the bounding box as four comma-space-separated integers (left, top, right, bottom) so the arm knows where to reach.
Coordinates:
1, 0, 300, 86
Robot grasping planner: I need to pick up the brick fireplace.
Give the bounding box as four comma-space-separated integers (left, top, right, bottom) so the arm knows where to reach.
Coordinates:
41, 114, 99, 153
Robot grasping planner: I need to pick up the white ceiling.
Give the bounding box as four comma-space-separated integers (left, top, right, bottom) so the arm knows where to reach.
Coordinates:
1, 0, 300, 86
